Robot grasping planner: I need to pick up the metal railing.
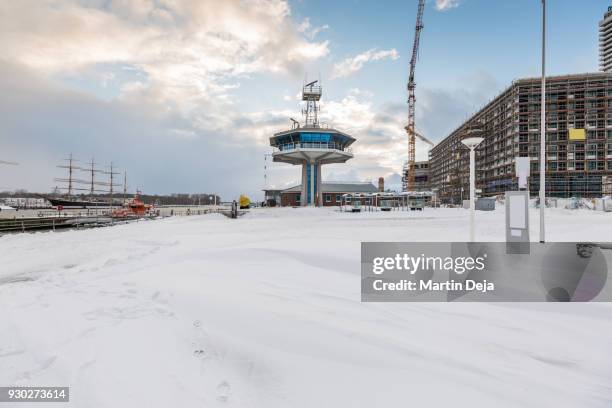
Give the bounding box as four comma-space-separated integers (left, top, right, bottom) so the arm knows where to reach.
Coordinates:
274, 142, 352, 153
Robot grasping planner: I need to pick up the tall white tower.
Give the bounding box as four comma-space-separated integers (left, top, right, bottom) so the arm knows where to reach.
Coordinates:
269, 81, 356, 206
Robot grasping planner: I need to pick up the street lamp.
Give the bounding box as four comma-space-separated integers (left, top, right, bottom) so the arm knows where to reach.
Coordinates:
461, 136, 484, 242
539, 0, 546, 243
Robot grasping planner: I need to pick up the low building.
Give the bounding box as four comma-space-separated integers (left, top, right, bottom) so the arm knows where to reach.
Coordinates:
263, 189, 283, 207
269, 182, 378, 207
2, 197, 50, 209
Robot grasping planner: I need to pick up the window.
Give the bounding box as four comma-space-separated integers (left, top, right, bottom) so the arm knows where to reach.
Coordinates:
324, 194, 331, 203
336, 195, 341, 202
295, 194, 301, 203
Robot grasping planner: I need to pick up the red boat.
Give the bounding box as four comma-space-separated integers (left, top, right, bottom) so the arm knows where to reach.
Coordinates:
112, 192, 153, 218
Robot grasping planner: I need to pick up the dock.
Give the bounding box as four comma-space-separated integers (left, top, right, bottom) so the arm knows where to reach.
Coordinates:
0, 205, 231, 234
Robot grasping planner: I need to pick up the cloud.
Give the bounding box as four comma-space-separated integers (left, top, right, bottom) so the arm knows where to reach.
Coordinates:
416, 70, 501, 142
319, 89, 419, 184
0, 0, 330, 115
0, 0, 334, 199
435, 0, 460, 11
297, 17, 330, 39
0, 0, 494, 199
330, 48, 399, 79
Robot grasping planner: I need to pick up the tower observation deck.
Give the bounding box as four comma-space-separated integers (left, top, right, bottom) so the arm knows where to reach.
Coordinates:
270, 81, 356, 206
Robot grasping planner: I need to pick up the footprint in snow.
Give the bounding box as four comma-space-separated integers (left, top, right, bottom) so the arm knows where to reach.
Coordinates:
192, 320, 210, 361
216, 381, 231, 402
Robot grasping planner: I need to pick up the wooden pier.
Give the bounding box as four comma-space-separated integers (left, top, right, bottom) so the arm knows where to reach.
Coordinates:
0, 216, 115, 233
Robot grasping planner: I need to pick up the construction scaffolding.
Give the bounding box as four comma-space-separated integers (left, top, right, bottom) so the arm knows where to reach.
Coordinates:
429, 72, 612, 202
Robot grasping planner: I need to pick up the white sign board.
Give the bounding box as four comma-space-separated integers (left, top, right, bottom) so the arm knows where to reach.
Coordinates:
509, 195, 526, 229
505, 191, 530, 253
515, 157, 531, 189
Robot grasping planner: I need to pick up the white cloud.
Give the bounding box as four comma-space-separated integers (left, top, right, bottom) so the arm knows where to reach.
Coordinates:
297, 17, 330, 39
0, 0, 334, 199
0, 0, 330, 121
321, 89, 412, 179
330, 48, 399, 79
435, 0, 460, 11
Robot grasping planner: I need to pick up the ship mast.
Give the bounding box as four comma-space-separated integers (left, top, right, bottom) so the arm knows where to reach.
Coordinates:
123, 171, 128, 203
55, 154, 80, 197
102, 162, 121, 207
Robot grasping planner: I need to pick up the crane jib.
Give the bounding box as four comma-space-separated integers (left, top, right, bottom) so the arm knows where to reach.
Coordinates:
403, 0, 427, 192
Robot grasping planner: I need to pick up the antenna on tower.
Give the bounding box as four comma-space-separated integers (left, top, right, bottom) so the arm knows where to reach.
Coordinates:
302, 79, 322, 128
289, 117, 300, 129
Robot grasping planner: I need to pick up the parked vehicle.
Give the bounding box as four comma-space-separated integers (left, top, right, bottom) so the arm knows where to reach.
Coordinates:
380, 200, 393, 211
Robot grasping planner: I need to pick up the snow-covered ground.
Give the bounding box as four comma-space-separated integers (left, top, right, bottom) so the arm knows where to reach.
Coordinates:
1, 207, 612, 407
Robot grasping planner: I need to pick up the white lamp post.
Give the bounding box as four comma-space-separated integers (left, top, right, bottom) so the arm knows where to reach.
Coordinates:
461, 137, 484, 242
540, 0, 546, 243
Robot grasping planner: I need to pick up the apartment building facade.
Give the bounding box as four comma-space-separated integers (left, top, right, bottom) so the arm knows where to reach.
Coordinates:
429, 73, 612, 203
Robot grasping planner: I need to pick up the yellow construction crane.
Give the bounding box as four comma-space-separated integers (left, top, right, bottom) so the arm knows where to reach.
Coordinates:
403, 0, 426, 192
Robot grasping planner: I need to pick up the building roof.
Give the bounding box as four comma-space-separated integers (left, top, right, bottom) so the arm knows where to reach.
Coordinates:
282, 182, 378, 193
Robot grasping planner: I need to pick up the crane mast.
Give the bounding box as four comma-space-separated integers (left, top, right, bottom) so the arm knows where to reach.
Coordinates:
403, 0, 425, 192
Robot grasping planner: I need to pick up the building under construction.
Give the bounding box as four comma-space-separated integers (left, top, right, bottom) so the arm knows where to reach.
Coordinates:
430, 72, 612, 203
402, 160, 430, 192
600, 6, 612, 72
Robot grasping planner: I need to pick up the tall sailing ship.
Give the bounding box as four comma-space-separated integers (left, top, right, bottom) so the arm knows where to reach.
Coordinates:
48, 154, 127, 208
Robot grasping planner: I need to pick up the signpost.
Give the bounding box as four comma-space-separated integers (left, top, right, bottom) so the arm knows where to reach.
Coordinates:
506, 156, 531, 253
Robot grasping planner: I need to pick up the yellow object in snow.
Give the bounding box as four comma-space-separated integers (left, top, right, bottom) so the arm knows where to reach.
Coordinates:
569, 128, 586, 141
239, 194, 251, 209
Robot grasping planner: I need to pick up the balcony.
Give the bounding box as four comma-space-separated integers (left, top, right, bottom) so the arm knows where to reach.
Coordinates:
273, 141, 352, 153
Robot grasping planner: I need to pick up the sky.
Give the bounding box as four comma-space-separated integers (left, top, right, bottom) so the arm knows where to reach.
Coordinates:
0, 0, 606, 199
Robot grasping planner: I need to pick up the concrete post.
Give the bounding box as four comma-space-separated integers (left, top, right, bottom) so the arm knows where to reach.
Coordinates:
310, 161, 315, 206
301, 162, 308, 206
316, 162, 322, 206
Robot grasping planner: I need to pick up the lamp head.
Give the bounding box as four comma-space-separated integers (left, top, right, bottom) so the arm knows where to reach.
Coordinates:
461, 137, 484, 149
